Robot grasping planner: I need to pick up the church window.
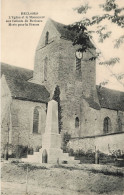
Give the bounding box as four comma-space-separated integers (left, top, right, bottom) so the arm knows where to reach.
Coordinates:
45, 31, 49, 45
43, 57, 48, 81
75, 117, 79, 128
118, 117, 122, 131
33, 107, 39, 133
103, 117, 111, 134
76, 57, 81, 71
117, 111, 123, 132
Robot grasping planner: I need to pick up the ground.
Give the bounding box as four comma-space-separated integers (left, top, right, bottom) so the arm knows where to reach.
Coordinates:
1, 160, 124, 195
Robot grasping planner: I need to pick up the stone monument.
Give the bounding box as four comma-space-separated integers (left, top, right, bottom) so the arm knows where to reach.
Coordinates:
41, 100, 62, 163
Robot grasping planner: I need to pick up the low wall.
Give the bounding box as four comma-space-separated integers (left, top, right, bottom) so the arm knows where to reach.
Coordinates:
68, 132, 124, 154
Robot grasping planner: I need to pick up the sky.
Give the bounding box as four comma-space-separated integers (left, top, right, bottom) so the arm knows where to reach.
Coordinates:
1, 0, 124, 91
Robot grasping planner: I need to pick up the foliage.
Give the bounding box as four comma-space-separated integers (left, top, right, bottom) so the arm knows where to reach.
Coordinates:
67, 0, 124, 86
114, 35, 124, 48
62, 132, 71, 152
99, 57, 120, 65
52, 85, 63, 133
17, 163, 47, 170
35, 145, 42, 152
91, 168, 124, 176
69, 0, 124, 50
74, 149, 95, 158
15, 145, 34, 158
52, 85, 60, 101
68, 148, 124, 166
114, 73, 124, 80
74, 0, 124, 27
69, 148, 74, 156
3, 143, 15, 159
73, 149, 95, 164
74, 3, 91, 14
110, 149, 124, 159
99, 80, 109, 86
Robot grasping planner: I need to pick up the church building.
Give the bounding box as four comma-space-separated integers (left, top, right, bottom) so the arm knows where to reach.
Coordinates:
1, 19, 124, 157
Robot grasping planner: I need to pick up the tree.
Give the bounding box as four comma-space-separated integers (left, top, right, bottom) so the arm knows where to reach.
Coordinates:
52, 85, 63, 133
67, 0, 124, 87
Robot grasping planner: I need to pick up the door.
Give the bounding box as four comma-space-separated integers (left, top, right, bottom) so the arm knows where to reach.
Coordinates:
42, 149, 48, 163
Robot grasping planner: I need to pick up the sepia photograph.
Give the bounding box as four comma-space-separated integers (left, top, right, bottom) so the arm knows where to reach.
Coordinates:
1, 0, 124, 194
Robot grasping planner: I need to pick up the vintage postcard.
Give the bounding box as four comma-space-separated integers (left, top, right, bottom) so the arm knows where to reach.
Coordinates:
1, 0, 124, 194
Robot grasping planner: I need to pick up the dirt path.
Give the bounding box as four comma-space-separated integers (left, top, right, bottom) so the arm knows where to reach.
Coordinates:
2, 181, 87, 195
1, 162, 124, 195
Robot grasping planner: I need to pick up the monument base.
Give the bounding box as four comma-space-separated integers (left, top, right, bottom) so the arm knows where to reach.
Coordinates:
40, 132, 63, 163
40, 148, 63, 164
42, 133, 61, 149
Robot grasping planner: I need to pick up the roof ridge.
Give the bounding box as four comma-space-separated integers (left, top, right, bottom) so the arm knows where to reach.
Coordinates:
96, 85, 124, 93
4, 74, 47, 88
49, 18, 67, 27
47, 18, 75, 41
1, 62, 33, 72
3, 75, 50, 103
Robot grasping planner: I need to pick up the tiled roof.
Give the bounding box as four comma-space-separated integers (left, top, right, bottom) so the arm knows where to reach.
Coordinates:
82, 86, 124, 111
82, 93, 101, 110
1, 62, 33, 80
96, 86, 124, 111
50, 19, 94, 48
50, 19, 75, 41
1, 63, 50, 103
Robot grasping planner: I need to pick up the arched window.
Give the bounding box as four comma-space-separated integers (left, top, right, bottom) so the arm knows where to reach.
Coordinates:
33, 107, 39, 133
44, 57, 48, 81
45, 31, 49, 45
75, 117, 79, 128
76, 57, 81, 71
42, 149, 48, 163
118, 117, 122, 131
103, 117, 111, 134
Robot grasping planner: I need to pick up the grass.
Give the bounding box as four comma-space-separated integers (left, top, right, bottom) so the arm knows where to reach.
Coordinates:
4, 159, 124, 178
10, 160, 48, 170
91, 168, 124, 177
18, 163, 48, 170
10, 160, 124, 177
1, 161, 124, 195
53, 164, 124, 177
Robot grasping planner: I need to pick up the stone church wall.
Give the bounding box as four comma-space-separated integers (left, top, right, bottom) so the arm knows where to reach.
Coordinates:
33, 40, 60, 90
79, 99, 119, 137
1, 112, 11, 156
61, 98, 120, 139
67, 102, 124, 154
8, 99, 46, 154
58, 39, 96, 99
1, 75, 13, 156
68, 132, 124, 154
